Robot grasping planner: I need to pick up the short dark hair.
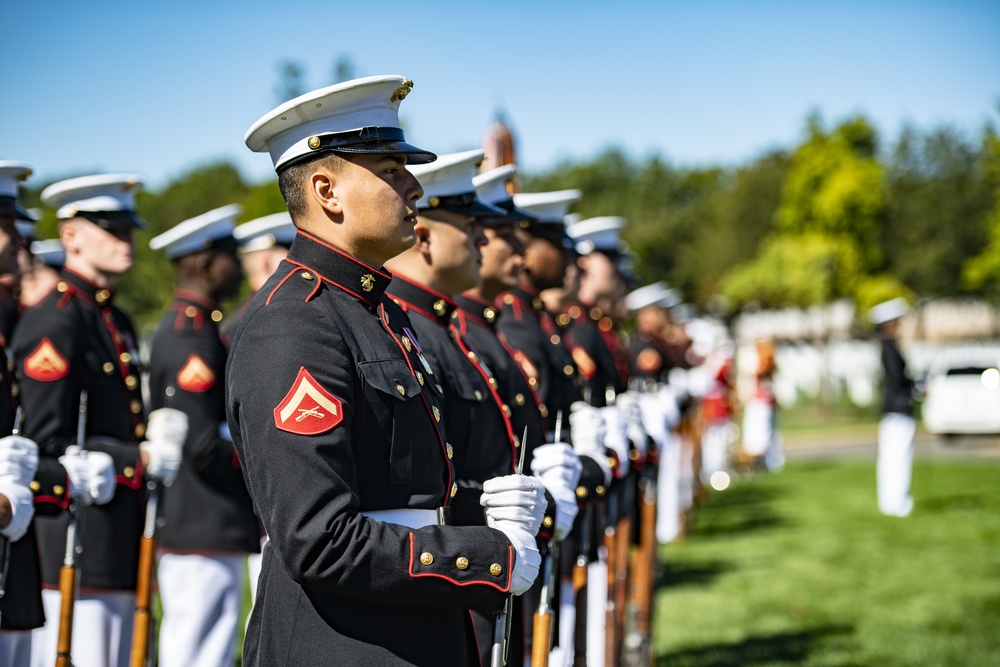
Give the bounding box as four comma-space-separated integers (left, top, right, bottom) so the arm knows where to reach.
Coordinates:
277, 153, 345, 218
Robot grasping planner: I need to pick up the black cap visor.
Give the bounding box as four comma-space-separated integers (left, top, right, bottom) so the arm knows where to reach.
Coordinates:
422, 192, 506, 219
0, 195, 34, 222
77, 210, 146, 231
280, 126, 437, 172
477, 198, 539, 226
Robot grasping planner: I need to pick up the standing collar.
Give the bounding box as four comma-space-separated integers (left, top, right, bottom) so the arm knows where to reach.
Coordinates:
455, 292, 499, 329
509, 285, 545, 312
386, 273, 456, 326
59, 268, 115, 306
284, 230, 392, 308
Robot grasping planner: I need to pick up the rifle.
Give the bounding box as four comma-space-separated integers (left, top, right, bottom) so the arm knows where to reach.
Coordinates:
130, 473, 161, 667
0, 407, 24, 629
572, 505, 591, 667
56, 390, 87, 667
491, 425, 528, 667
530, 410, 563, 667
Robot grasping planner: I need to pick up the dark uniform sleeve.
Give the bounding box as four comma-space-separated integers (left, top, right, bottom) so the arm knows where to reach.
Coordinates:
881, 338, 914, 415
229, 300, 514, 610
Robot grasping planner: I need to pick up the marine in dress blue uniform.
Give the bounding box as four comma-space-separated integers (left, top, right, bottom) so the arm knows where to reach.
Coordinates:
230, 76, 546, 666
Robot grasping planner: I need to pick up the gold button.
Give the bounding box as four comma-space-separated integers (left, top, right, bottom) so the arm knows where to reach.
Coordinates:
542, 516, 554, 528
96, 289, 111, 304
433, 407, 441, 422
446, 443, 454, 459
488, 377, 497, 386
30, 480, 41, 492
576, 486, 588, 499
556, 313, 571, 327
103, 362, 115, 374
135, 423, 146, 438
596, 485, 607, 496
456, 557, 470, 570
131, 400, 143, 415
211, 310, 224, 323
10, 385, 18, 397
563, 365, 574, 376
124, 466, 135, 478
484, 307, 496, 322
532, 298, 543, 310
125, 375, 138, 389
185, 306, 197, 317
515, 393, 525, 406
629, 449, 640, 461
53, 485, 64, 496
502, 294, 514, 305
474, 390, 483, 401
467, 351, 477, 361
435, 384, 444, 394
608, 456, 617, 469
120, 352, 131, 364
502, 404, 511, 417
57, 281, 68, 293
396, 384, 406, 396
490, 563, 503, 577
402, 336, 412, 351
6, 359, 12, 372
420, 552, 434, 565
300, 271, 314, 281
528, 378, 538, 387
539, 404, 549, 418
589, 307, 603, 321
416, 372, 425, 386
550, 334, 561, 345
513, 436, 520, 447
451, 482, 457, 498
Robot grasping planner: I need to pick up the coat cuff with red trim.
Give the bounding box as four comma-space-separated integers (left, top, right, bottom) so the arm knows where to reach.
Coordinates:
408, 531, 513, 593
31, 458, 72, 514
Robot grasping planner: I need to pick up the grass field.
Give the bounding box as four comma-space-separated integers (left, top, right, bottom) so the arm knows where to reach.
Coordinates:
653, 460, 1000, 666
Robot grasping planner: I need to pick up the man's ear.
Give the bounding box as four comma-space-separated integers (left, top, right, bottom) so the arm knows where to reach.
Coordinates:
413, 219, 432, 260
310, 168, 342, 216
59, 220, 80, 254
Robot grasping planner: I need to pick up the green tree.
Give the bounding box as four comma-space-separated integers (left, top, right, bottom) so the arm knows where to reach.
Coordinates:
961, 126, 1000, 299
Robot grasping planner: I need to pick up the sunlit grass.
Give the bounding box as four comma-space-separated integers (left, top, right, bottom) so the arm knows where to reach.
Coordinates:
654, 461, 1000, 666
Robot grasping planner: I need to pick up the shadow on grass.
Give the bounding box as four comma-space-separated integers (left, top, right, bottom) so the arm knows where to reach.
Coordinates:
919, 493, 986, 512
688, 484, 789, 539
655, 559, 729, 590
655, 623, 855, 667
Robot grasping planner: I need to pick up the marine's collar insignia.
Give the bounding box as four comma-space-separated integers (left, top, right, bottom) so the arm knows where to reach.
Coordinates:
361, 274, 376, 292
433, 299, 447, 316
274, 367, 344, 436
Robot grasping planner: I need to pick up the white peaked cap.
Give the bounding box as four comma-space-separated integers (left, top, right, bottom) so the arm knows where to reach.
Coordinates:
150, 204, 241, 259
245, 75, 436, 172
41, 173, 144, 221
30, 239, 66, 267
626, 282, 681, 311
234, 211, 296, 253
408, 149, 503, 217
512, 190, 582, 223
869, 297, 909, 325
567, 216, 626, 255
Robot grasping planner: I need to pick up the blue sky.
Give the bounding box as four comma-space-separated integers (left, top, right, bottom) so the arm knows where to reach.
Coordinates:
2, 0, 998, 190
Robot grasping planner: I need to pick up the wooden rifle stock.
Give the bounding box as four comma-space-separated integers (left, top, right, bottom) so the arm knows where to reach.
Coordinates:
130, 482, 160, 667
604, 522, 617, 666
531, 541, 558, 667
572, 506, 591, 667
56, 391, 87, 667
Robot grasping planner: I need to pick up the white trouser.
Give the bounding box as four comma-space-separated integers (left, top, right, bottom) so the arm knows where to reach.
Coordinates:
656, 431, 682, 543
158, 553, 243, 667
0, 630, 33, 667
247, 534, 269, 609
31, 589, 134, 667
741, 399, 773, 457
586, 560, 608, 667
700, 422, 729, 480
877, 413, 915, 517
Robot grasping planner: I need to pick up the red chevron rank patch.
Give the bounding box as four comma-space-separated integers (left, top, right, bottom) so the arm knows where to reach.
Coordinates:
177, 354, 216, 392
273, 367, 343, 435
24, 338, 70, 382
572, 346, 597, 380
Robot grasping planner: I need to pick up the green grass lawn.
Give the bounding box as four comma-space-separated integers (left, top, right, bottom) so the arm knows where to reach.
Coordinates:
654, 461, 1000, 666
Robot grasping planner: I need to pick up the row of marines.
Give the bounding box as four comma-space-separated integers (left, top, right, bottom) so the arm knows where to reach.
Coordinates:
0, 74, 697, 667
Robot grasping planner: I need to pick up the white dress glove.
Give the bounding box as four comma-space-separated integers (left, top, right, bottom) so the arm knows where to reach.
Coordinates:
59, 446, 115, 505
599, 405, 630, 478
530, 443, 582, 541
569, 401, 612, 484
617, 392, 649, 460
481, 475, 546, 595
141, 408, 189, 485
638, 387, 679, 449
0, 435, 39, 541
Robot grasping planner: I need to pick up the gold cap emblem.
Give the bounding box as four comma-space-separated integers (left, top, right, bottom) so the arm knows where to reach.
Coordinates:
390, 79, 414, 102
308, 136, 322, 150
360, 274, 376, 292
